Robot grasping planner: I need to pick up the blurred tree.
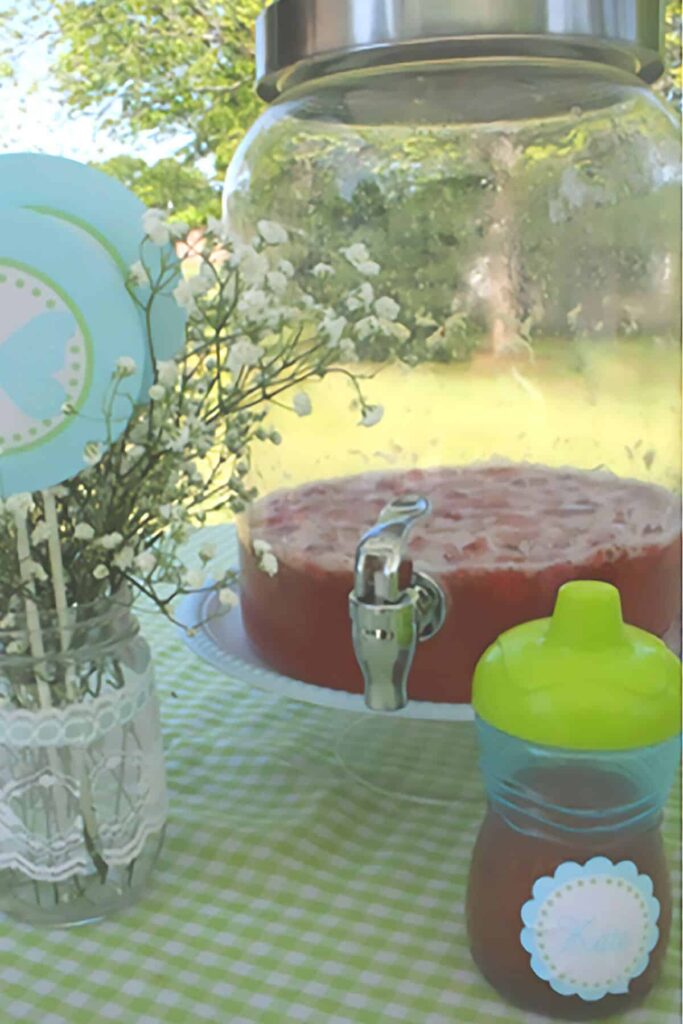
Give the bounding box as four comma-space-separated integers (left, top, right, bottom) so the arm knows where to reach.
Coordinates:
0, 0, 264, 222
92, 155, 222, 224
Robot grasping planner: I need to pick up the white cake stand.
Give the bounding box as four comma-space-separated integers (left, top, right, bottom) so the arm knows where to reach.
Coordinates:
177, 525, 477, 804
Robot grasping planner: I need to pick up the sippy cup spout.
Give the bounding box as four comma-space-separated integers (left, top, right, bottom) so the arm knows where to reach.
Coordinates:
547, 580, 626, 649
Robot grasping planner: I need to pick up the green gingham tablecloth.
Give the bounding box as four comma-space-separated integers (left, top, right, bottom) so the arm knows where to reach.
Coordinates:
0, 527, 680, 1024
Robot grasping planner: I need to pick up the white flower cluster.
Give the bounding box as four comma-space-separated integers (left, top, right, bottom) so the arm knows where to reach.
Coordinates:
142, 208, 189, 247
0, 213, 400, 638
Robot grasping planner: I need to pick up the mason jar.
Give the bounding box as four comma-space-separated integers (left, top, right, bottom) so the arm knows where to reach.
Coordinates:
0, 591, 167, 927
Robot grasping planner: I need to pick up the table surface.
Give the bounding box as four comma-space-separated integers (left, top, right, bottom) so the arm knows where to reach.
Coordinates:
1, 526, 680, 1024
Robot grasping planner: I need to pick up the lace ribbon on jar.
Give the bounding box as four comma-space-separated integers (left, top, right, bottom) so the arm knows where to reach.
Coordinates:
0, 665, 168, 883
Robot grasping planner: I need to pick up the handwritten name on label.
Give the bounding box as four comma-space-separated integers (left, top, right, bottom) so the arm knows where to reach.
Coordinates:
521, 858, 660, 1001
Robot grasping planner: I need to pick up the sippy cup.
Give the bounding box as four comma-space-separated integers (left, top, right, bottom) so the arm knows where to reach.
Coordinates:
467, 580, 681, 1020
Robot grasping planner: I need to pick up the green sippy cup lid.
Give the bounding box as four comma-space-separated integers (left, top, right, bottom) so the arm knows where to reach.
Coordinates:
472, 580, 682, 750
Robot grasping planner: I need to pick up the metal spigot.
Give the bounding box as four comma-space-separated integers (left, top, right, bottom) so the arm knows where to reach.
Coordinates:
349, 495, 446, 712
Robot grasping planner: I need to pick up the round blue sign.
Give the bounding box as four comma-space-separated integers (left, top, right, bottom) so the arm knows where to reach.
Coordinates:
0, 209, 147, 497
0, 153, 187, 389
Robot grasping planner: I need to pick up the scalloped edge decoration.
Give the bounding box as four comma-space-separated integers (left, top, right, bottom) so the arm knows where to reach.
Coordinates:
520, 856, 660, 1002
0, 208, 147, 496
0, 152, 187, 390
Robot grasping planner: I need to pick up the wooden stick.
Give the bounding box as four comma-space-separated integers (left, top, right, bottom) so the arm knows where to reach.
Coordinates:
13, 502, 71, 839
42, 491, 78, 702
13, 506, 52, 709
41, 492, 99, 850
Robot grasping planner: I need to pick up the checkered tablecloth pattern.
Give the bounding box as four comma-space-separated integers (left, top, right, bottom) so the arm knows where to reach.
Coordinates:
1, 528, 680, 1023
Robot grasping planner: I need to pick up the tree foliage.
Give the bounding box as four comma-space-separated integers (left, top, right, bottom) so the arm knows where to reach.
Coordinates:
1, 0, 264, 221
1, 0, 680, 227
663, 0, 683, 107
92, 155, 222, 224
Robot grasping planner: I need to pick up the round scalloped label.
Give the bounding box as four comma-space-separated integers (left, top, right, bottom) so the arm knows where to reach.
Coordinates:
521, 857, 660, 1002
0, 209, 146, 496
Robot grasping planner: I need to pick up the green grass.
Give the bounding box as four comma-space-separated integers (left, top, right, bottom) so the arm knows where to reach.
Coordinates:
246, 340, 681, 501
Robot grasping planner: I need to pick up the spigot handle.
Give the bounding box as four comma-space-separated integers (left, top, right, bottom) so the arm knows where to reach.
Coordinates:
350, 495, 446, 712
354, 495, 429, 604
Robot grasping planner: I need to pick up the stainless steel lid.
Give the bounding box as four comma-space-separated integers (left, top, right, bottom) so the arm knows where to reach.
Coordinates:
256, 0, 664, 100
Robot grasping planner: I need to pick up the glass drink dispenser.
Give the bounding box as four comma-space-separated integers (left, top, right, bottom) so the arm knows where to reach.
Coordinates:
224, 0, 682, 710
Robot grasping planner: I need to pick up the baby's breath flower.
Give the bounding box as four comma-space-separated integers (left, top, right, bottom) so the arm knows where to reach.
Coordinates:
169, 425, 191, 453
173, 275, 209, 311
74, 523, 95, 541
198, 543, 217, 563
359, 283, 375, 308
278, 259, 295, 278
342, 242, 380, 276
259, 552, 279, 577
235, 246, 269, 287
375, 296, 400, 321
219, 588, 239, 609
358, 259, 381, 276
227, 339, 263, 376
323, 315, 347, 345
258, 220, 289, 246
142, 208, 171, 247
31, 522, 51, 545
355, 315, 380, 341
184, 569, 205, 591
148, 384, 166, 402
339, 338, 359, 362
83, 441, 104, 467
312, 263, 335, 278
129, 261, 149, 287
113, 547, 135, 571
342, 243, 370, 269
360, 404, 384, 428
116, 356, 137, 378
292, 391, 313, 417
98, 532, 124, 551
266, 270, 288, 294
239, 288, 269, 320
253, 538, 279, 577
93, 564, 109, 581
157, 361, 178, 387
135, 551, 156, 574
